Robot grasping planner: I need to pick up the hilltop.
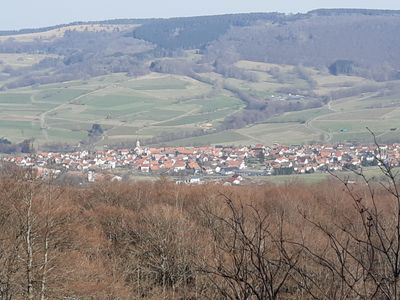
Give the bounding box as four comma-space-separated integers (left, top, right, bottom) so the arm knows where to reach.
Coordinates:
1, 9, 400, 150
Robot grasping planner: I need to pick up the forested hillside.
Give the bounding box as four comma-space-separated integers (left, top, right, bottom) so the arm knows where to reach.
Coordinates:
132, 13, 287, 49
2, 9, 400, 87
0, 30, 153, 88
211, 14, 400, 80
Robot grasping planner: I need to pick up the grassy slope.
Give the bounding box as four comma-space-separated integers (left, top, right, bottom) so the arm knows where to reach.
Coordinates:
251, 167, 396, 185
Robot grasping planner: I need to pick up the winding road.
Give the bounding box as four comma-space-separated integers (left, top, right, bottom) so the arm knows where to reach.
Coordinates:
304, 93, 379, 143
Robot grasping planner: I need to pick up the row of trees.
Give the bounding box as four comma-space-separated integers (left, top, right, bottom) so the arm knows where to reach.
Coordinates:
0, 138, 33, 154
1, 146, 400, 299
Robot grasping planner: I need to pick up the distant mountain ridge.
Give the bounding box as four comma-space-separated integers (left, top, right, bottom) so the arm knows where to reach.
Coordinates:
0, 19, 154, 37
308, 8, 400, 16
2, 8, 400, 37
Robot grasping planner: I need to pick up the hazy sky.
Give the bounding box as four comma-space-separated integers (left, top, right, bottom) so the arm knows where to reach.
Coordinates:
2, 0, 400, 30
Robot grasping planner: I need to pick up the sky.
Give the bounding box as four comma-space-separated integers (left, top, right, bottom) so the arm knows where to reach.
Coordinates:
2, 0, 400, 30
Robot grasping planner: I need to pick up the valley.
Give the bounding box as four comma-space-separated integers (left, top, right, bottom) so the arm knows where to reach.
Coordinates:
1, 60, 399, 148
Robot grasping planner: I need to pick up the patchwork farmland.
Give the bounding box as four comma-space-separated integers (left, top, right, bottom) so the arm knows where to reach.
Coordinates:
1, 60, 400, 148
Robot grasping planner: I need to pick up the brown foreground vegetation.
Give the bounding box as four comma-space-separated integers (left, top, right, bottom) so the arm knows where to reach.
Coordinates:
1, 162, 400, 299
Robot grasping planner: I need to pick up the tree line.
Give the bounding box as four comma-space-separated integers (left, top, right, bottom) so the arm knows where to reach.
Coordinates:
0, 138, 33, 154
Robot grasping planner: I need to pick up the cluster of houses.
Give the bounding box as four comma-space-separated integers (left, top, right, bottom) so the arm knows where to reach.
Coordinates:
2, 140, 399, 185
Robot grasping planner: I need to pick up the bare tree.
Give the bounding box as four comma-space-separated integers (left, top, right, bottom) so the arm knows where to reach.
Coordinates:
295, 129, 400, 299
200, 194, 302, 300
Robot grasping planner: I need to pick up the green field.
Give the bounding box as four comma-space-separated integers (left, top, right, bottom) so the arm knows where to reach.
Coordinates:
0, 93, 33, 104
34, 89, 90, 104
163, 131, 250, 146
122, 76, 189, 90
252, 167, 396, 185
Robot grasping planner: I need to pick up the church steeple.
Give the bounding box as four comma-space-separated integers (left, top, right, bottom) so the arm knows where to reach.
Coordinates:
135, 139, 142, 155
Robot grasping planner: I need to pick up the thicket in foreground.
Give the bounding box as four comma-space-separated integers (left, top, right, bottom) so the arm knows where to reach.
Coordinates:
0, 160, 399, 299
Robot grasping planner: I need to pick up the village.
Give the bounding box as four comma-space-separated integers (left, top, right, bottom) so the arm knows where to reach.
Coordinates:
2, 141, 399, 185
